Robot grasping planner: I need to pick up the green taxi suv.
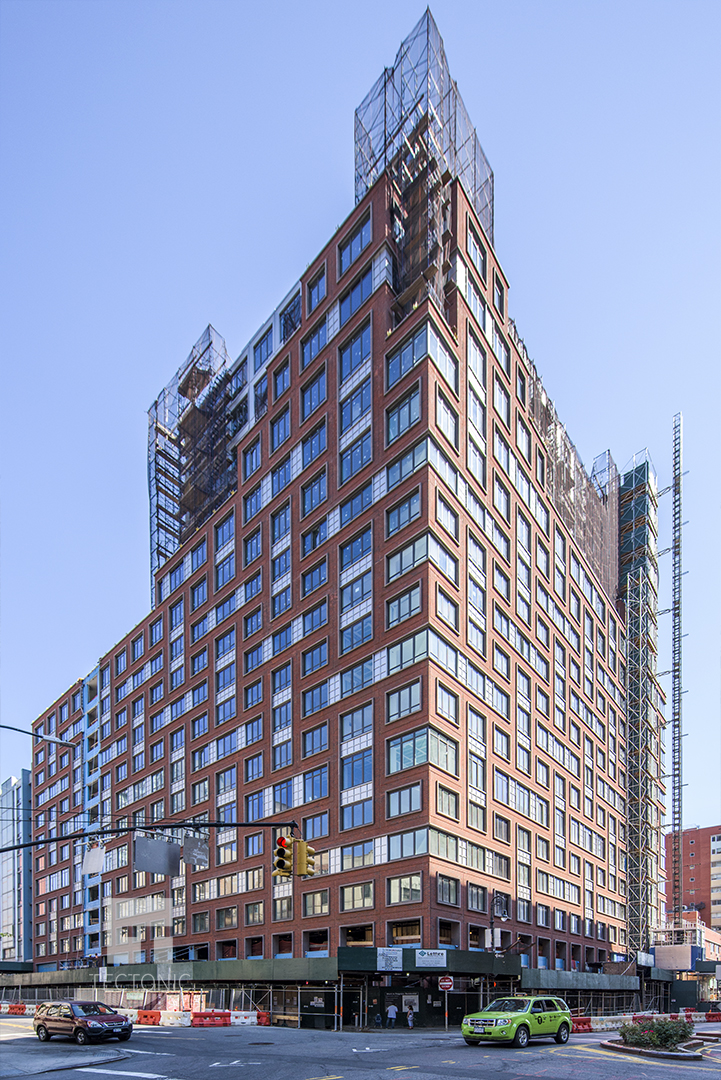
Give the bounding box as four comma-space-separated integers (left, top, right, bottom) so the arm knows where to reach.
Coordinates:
461, 996, 572, 1048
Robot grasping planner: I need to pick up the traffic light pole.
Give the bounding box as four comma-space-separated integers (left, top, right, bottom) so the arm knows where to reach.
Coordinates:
0, 818, 301, 855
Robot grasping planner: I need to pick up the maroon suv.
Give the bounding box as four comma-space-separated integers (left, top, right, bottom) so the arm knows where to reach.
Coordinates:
33, 1001, 133, 1044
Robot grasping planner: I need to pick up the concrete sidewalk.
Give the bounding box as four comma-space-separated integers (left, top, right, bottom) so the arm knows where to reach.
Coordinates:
0, 1037, 128, 1078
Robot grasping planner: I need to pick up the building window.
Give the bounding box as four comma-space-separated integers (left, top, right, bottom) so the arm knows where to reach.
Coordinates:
303, 600, 328, 635
387, 681, 421, 723
339, 214, 371, 275
388, 875, 421, 904
303, 812, 329, 841
169, 599, 184, 630
302, 320, 327, 370
215, 513, 234, 551
388, 727, 457, 775
339, 321, 371, 384
244, 528, 261, 565
272, 455, 291, 496
340, 430, 371, 483
303, 641, 328, 675
272, 549, 290, 582
341, 799, 373, 830
387, 783, 421, 818
302, 724, 328, 757
387, 584, 421, 628
245, 901, 264, 926
302, 682, 328, 716
254, 327, 272, 372
387, 387, 420, 444
468, 223, 487, 281
271, 407, 290, 451
303, 422, 326, 467
273, 359, 290, 400
303, 889, 329, 916
244, 439, 261, 481
493, 273, 505, 318
437, 875, 459, 905
302, 471, 327, 516
341, 376, 371, 434
308, 268, 326, 315
387, 490, 421, 537
436, 588, 458, 631
340, 525, 372, 570
340, 615, 372, 654
437, 787, 459, 820
302, 368, 326, 420
436, 392, 458, 448
302, 518, 327, 556
340, 702, 372, 740
303, 765, 328, 802
302, 560, 327, 597
191, 578, 207, 611
341, 748, 372, 789
273, 587, 291, 618
340, 883, 374, 910
339, 266, 372, 326
340, 482, 372, 527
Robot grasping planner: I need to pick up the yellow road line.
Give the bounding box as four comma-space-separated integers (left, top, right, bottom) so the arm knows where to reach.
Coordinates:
557, 1043, 721, 1071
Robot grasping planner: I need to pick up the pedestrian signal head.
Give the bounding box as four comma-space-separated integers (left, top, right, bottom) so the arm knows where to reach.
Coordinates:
272, 835, 293, 878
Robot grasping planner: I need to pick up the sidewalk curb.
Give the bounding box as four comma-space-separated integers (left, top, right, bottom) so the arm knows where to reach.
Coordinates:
599, 1038, 704, 1061
0, 1045, 129, 1079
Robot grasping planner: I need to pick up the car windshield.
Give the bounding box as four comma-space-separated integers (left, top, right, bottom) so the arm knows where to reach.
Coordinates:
483, 998, 530, 1013
72, 1003, 115, 1016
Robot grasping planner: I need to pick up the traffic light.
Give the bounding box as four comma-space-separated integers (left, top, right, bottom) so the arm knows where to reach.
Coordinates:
272, 836, 294, 878
296, 840, 316, 877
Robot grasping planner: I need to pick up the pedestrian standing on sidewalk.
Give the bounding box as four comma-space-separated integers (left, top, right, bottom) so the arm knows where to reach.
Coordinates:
407, 1006, 414, 1029
386, 1002, 398, 1028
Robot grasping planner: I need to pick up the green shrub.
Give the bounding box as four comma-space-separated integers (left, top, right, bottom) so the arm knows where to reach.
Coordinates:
619, 1019, 694, 1049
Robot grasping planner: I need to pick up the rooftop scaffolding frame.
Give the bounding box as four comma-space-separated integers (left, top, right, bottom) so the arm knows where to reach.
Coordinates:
147, 326, 236, 594
508, 318, 620, 603
355, 9, 493, 316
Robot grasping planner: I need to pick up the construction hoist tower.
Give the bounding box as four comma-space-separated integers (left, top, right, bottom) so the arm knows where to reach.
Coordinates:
619, 452, 666, 954
670, 413, 684, 923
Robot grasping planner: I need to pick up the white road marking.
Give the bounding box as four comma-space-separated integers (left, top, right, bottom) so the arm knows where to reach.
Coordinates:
79, 1071, 167, 1078
209, 1063, 263, 1068
123, 1049, 174, 1056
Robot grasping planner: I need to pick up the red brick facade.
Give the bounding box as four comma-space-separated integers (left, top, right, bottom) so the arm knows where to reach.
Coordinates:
31, 171, 631, 978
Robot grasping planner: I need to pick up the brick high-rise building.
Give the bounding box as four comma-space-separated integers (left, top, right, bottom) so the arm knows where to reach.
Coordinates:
27, 13, 665, 1013
664, 826, 721, 931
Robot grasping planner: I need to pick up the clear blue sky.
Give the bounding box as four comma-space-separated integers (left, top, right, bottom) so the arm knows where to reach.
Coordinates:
1, 0, 719, 830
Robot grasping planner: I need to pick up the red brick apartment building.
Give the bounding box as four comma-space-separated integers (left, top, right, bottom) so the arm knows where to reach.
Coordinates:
665, 826, 721, 930
27, 12, 662, 1008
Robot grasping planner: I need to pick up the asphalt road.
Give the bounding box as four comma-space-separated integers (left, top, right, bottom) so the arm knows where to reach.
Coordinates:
3, 1016, 721, 1080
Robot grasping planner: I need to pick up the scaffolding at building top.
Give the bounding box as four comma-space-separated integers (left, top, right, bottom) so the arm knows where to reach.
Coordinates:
507, 320, 620, 604
355, 9, 494, 256
147, 326, 236, 593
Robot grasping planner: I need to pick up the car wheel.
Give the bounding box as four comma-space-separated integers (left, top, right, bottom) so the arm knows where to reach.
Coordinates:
117, 1033, 131, 1042
75, 1029, 89, 1045
36, 1026, 50, 1042
513, 1024, 530, 1048
555, 1023, 570, 1044
464, 1038, 480, 1045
